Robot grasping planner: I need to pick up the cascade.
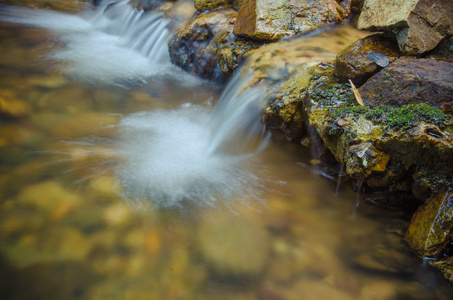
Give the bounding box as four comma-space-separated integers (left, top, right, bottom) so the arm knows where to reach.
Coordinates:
0, 0, 174, 84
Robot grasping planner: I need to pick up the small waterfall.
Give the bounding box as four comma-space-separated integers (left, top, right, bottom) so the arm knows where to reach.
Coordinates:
0, 0, 174, 84
89, 0, 171, 63
208, 71, 270, 155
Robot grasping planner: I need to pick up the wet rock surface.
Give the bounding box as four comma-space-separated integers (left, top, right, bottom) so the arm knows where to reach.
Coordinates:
233, 0, 346, 41
359, 58, 453, 109
169, 8, 263, 81
406, 186, 453, 258
357, 0, 453, 55
335, 33, 402, 85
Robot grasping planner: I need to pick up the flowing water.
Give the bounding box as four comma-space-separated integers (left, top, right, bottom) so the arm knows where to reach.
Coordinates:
0, 1, 452, 299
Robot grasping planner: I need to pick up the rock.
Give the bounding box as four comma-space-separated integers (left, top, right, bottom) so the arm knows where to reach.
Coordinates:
359, 58, 453, 109
17, 180, 80, 216
194, 0, 230, 11
243, 26, 367, 140
406, 187, 453, 258
231, 0, 243, 9
233, 0, 346, 41
357, 0, 453, 55
103, 203, 133, 228
196, 212, 270, 277
169, 8, 263, 81
335, 34, 402, 85
0, 89, 32, 118
128, 0, 175, 11
426, 36, 453, 62
341, 219, 420, 274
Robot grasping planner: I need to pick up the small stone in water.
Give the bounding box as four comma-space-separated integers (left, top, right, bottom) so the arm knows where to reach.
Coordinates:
366, 52, 390, 67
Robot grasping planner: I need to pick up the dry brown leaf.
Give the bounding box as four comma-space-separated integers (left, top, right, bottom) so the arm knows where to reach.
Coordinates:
349, 79, 364, 106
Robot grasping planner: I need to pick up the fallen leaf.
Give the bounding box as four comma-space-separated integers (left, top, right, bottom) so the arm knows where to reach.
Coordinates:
349, 79, 364, 106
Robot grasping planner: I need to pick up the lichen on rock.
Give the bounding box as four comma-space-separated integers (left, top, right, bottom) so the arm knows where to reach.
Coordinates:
233, 0, 347, 41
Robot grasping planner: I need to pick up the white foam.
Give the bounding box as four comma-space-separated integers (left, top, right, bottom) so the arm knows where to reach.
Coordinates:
111, 104, 266, 208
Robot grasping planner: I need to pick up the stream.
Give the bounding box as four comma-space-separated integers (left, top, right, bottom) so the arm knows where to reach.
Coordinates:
0, 1, 452, 299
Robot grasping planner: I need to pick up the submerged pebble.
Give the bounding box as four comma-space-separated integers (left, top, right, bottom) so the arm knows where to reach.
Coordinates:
196, 212, 270, 277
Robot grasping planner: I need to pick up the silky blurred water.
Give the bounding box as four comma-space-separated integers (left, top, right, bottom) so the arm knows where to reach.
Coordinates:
0, 1, 452, 299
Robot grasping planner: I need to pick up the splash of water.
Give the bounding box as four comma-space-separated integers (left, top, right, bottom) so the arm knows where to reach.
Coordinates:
59, 71, 271, 208
0, 0, 193, 85
111, 103, 266, 208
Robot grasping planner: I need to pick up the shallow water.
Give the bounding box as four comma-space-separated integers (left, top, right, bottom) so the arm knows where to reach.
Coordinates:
0, 1, 453, 300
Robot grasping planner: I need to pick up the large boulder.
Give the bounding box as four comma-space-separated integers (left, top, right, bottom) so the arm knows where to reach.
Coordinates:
233, 0, 347, 41
359, 58, 453, 110
335, 33, 401, 85
357, 0, 453, 55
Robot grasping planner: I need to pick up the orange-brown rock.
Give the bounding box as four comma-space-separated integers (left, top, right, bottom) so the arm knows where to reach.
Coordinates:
233, 0, 346, 41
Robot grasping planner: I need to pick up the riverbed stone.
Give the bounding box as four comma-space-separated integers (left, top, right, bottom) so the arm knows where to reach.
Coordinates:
335, 33, 401, 85
359, 58, 453, 109
196, 212, 270, 277
357, 0, 453, 55
17, 180, 80, 216
406, 187, 453, 258
233, 0, 346, 41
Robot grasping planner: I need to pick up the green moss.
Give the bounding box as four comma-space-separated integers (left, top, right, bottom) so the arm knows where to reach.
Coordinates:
385, 104, 450, 130
331, 105, 368, 119
329, 103, 453, 130
310, 82, 354, 107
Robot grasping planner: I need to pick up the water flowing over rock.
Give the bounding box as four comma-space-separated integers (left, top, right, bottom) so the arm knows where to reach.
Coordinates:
406, 186, 453, 258
335, 33, 401, 85
359, 58, 453, 110
357, 0, 453, 55
233, 0, 347, 41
